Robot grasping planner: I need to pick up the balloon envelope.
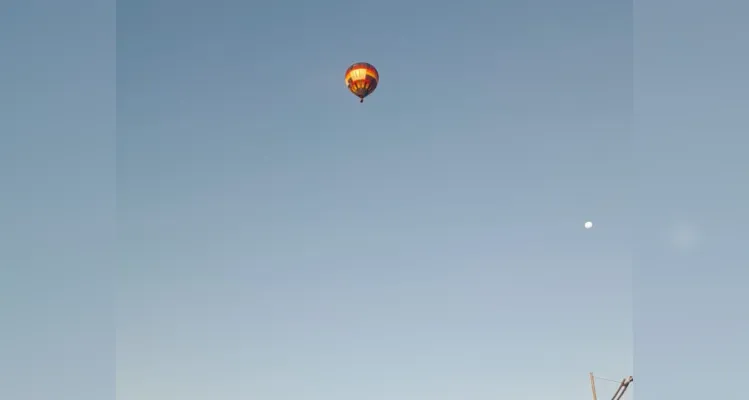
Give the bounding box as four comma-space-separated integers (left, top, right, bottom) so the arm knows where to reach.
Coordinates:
345, 62, 379, 102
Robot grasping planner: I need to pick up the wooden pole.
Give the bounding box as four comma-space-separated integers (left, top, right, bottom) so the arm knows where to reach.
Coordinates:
589, 372, 598, 400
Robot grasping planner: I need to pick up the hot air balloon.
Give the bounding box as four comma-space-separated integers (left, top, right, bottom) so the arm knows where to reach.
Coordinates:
345, 62, 379, 103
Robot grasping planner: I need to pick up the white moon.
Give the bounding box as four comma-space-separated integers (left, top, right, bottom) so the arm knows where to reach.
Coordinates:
584, 221, 593, 229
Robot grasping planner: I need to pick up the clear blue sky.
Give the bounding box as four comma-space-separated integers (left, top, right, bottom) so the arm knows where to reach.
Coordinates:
2, 0, 746, 399
116, 0, 632, 399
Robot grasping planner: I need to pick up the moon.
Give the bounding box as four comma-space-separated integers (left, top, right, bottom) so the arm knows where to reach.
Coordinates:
584, 221, 593, 229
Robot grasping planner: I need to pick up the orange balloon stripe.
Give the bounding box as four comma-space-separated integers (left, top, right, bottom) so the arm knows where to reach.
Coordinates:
345, 70, 378, 84
347, 76, 378, 97
346, 62, 378, 73
345, 63, 379, 81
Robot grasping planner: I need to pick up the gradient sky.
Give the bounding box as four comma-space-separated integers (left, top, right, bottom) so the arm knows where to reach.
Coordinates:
1, 1, 114, 399
116, 1, 632, 399
4, 0, 746, 399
